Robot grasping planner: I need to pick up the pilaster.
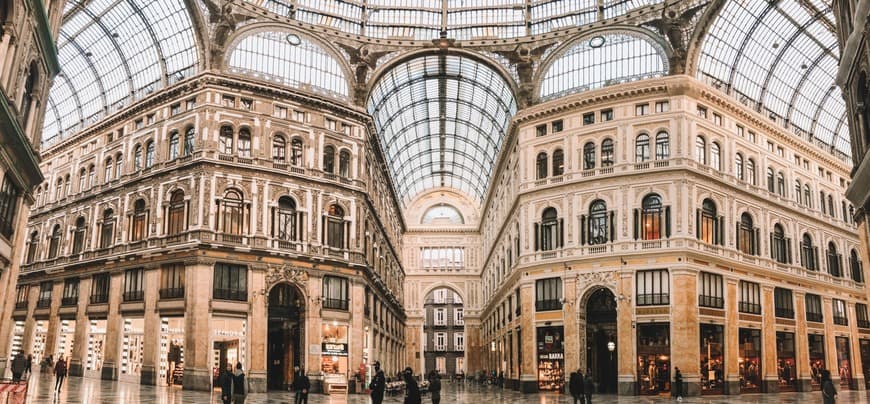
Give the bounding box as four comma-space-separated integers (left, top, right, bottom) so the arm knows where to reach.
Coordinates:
101, 272, 123, 381
69, 277, 91, 377
793, 291, 813, 391
183, 263, 211, 391
616, 271, 635, 396
670, 268, 700, 396
139, 267, 160, 385
724, 278, 740, 395
247, 268, 267, 393
519, 283, 536, 393
761, 285, 779, 393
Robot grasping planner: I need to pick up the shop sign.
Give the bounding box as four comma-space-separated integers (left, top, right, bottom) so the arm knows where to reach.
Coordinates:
538, 353, 563, 360
322, 343, 348, 356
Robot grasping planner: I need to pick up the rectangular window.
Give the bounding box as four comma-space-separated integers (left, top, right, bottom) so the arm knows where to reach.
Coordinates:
767, 141, 775, 153
123, 268, 144, 301
833, 299, 848, 326
713, 113, 722, 126
535, 277, 562, 311
636, 104, 649, 116
736, 125, 744, 137
61, 278, 79, 306
222, 95, 235, 108
213, 263, 247, 301
159, 263, 185, 299
454, 332, 465, 351
323, 276, 349, 310
274, 105, 288, 119
748, 131, 756, 143
551, 120, 563, 133
777, 147, 784, 157
535, 124, 547, 137
805, 294, 823, 322
135, 119, 144, 129
325, 118, 337, 131
455, 308, 464, 325
434, 308, 446, 326
420, 247, 465, 269
90, 274, 110, 304
170, 104, 181, 115
698, 272, 723, 308
601, 109, 614, 121
0, 176, 21, 239
738, 281, 761, 314
434, 289, 447, 304
292, 110, 305, 122
15, 285, 28, 309
655, 101, 669, 113
583, 113, 595, 125
240, 98, 253, 110
857, 303, 870, 328
37, 281, 52, 308
186, 97, 196, 110
435, 332, 446, 351
774, 287, 794, 318
636, 269, 669, 306
697, 106, 708, 118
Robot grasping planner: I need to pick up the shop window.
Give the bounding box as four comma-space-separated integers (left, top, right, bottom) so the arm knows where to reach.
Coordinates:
739, 328, 762, 393
213, 263, 247, 301
536, 326, 564, 391
738, 281, 761, 314
123, 268, 144, 301
774, 288, 794, 319
700, 324, 724, 394
91, 274, 110, 304
535, 277, 561, 311
698, 272, 723, 309
637, 323, 670, 395
833, 299, 848, 326
809, 334, 826, 388
776, 332, 797, 391
160, 263, 185, 299
323, 276, 349, 310
636, 269, 669, 306
836, 337, 853, 388
805, 294, 823, 322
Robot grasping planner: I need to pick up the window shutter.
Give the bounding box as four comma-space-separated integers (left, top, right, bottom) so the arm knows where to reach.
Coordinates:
814, 247, 819, 271
735, 222, 740, 250
633, 209, 639, 240
695, 208, 701, 239
770, 233, 775, 259
321, 216, 326, 244
344, 221, 350, 249
270, 207, 275, 237
558, 218, 564, 248
785, 238, 792, 264
665, 206, 671, 238
215, 200, 220, 231
299, 212, 306, 241
753, 228, 760, 255
580, 215, 586, 245
718, 216, 725, 246
609, 211, 616, 242
534, 223, 540, 251
838, 254, 844, 277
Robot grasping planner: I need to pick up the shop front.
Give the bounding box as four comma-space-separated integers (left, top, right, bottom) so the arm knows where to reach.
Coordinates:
809, 333, 826, 390
212, 318, 247, 388
55, 320, 76, 363
775, 331, 796, 391
159, 317, 185, 387
738, 328, 761, 393
637, 323, 670, 395
85, 319, 107, 378
8, 321, 24, 359
860, 339, 870, 390
120, 318, 145, 383
33, 320, 47, 366
321, 322, 349, 394
535, 326, 564, 392
699, 324, 724, 395
836, 336, 852, 389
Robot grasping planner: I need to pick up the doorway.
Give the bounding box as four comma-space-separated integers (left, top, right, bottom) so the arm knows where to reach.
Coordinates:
267, 283, 304, 390
585, 288, 617, 393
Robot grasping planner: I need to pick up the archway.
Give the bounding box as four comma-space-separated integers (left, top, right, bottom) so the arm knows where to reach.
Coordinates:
422, 286, 466, 379
585, 288, 617, 393
267, 283, 305, 390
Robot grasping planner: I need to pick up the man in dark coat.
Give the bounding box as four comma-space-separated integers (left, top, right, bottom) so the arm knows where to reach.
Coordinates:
673, 367, 684, 399
583, 371, 594, 404
296, 368, 311, 404
10, 354, 26, 382
428, 370, 442, 404
218, 363, 233, 404
569, 369, 584, 404
370, 361, 386, 404
403, 367, 421, 404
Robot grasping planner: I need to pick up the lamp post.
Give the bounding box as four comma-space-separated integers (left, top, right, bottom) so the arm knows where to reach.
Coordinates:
607, 341, 616, 392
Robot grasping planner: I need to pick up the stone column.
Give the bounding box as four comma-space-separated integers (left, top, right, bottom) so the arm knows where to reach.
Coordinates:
519, 283, 536, 393
724, 278, 740, 395
101, 272, 123, 380
616, 271, 635, 395
464, 317, 482, 374
305, 276, 323, 391
760, 285, 778, 393
247, 268, 266, 392
404, 317, 422, 375
69, 277, 92, 377
43, 282, 64, 363
20, 287, 38, 358
822, 297, 839, 385
183, 263, 212, 391
349, 281, 365, 384
848, 302, 866, 390
139, 267, 160, 385
793, 291, 812, 391
670, 268, 700, 396
563, 276, 579, 373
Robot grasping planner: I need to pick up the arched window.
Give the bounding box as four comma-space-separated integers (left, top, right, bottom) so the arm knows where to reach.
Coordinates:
115, 153, 123, 178
735, 153, 744, 180
738, 213, 756, 255
169, 131, 180, 160
145, 141, 155, 168
79, 168, 87, 192
850, 249, 864, 283
272, 135, 286, 162
290, 138, 303, 166
698, 199, 719, 244
601, 139, 614, 167
26, 231, 39, 264
35, 187, 42, 207
827, 195, 835, 218
48, 224, 61, 259
710, 142, 721, 171
776, 172, 785, 197
635, 134, 650, 162
276, 196, 298, 241
767, 168, 775, 193
827, 242, 841, 277
72, 216, 87, 254
131, 199, 148, 242
219, 125, 234, 154
220, 190, 245, 236
639, 194, 664, 240
64, 175, 71, 197
88, 165, 95, 188
696, 136, 706, 164
100, 209, 115, 249
747, 158, 756, 185
326, 204, 345, 249
104, 158, 113, 183
539, 207, 560, 251
167, 190, 186, 235
55, 178, 63, 201
21, 62, 38, 129
536, 152, 548, 179
323, 145, 336, 173
583, 142, 595, 170
849, 205, 855, 224
800, 233, 817, 271
771, 224, 788, 264
804, 184, 812, 209
552, 149, 564, 176
794, 180, 802, 205
339, 149, 351, 177
238, 128, 252, 158
421, 205, 464, 224
183, 127, 195, 156
588, 200, 609, 245
655, 132, 669, 160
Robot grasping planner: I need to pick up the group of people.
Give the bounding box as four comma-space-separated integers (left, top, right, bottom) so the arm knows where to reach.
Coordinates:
217, 362, 247, 404
10, 353, 66, 391
367, 361, 442, 404
567, 369, 594, 404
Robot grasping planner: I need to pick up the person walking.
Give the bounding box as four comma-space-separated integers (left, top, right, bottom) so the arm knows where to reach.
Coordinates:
10, 354, 26, 382
53, 356, 67, 391
821, 369, 837, 404
296, 367, 310, 404
370, 361, 386, 404
232, 362, 247, 404
403, 367, 421, 404
583, 371, 594, 404
673, 367, 684, 399
428, 370, 442, 404
218, 363, 234, 404
568, 369, 582, 404
24, 354, 32, 378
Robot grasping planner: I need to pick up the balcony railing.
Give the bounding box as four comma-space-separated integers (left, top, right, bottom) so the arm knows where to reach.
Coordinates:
61, 297, 78, 307
323, 298, 349, 311
123, 290, 144, 302
775, 308, 794, 319
636, 293, 669, 306
14, 301, 27, 310
858, 319, 870, 329
36, 299, 51, 308
698, 295, 724, 309
535, 299, 561, 312
159, 288, 185, 299
806, 312, 823, 323
833, 316, 848, 326
90, 294, 109, 304
738, 302, 761, 315
214, 288, 247, 301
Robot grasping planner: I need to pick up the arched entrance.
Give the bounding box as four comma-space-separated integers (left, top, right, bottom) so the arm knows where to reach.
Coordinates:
267, 283, 305, 390
422, 286, 466, 379
585, 288, 617, 393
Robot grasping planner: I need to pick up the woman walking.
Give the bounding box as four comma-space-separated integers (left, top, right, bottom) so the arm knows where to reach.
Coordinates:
218, 363, 233, 404
232, 362, 247, 404
428, 370, 442, 404
53, 356, 67, 391
822, 369, 837, 404
403, 367, 421, 404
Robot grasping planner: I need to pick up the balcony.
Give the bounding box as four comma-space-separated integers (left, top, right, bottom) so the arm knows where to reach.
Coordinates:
323, 298, 349, 311
806, 312, 823, 323
833, 316, 848, 326
535, 299, 561, 312
123, 290, 144, 302
636, 293, 669, 306
36, 299, 51, 308
159, 288, 185, 299
14, 301, 27, 310
738, 302, 761, 315
858, 320, 870, 329
775, 308, 794, 319
698, 295, 724, 309
214, 288, 247, 302
90, 294, 109, 304
61, 297, 78, 307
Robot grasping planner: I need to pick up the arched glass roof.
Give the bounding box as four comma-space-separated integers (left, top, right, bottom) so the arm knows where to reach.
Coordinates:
227, 31, 349, 100
540, 31, 668, 100
697, 0, 849, 158
43, 0, 198, 147
368, 54, 517, 204
247, 0, 664, 40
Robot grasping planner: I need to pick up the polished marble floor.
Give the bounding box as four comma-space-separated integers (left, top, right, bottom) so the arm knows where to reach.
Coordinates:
6, 373, 869, 403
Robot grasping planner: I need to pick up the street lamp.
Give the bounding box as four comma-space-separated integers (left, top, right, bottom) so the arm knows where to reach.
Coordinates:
607, 341, 616, 393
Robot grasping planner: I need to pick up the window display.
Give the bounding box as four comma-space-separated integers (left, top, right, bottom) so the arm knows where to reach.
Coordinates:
809, 334, 826, 390
321, 323, 349, 376
86, 319, 107, 377
859, 339, 870, 390
33, 321, 47, 363
212, 318, 247, 388
8, 321, 24, 358
836, 336, 852, 389
776, 332, 796, 391
699, 324, 723, 395
536, 326, 564, 391
121, 318, 145, 382
738, 328, 761, 393
56, 320, 76, 362
160, 317, 185, 387
637, 324, 670, 395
